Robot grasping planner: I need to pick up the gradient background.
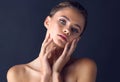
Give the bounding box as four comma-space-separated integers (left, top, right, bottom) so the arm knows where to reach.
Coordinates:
0, 0, 120, 82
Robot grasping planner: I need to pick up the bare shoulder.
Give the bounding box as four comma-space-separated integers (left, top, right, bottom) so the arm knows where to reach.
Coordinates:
75, 57, 97, 69
7, 64, 26, 82
64, 57, 97, 82
66, 57, 97, 70
73, 57, 97, 82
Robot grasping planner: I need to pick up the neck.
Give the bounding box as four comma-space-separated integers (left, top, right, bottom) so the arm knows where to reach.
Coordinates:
27, 41, 64, 72
46, 41, 64, 65
38, 41, 64, 65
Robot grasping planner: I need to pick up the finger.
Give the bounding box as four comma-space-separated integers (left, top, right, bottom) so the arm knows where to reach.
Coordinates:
42, 33, 50, 47
59, 42, 70, 59
41, 38, 53, 56
67, 39, 78, 57
43, 38, 52, 50
59, 39, 77, 59
53, 43, 70, 69
44, 47, 56, 58
45, 31, 50, 40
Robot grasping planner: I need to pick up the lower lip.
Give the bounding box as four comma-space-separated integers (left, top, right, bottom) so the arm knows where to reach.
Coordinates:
58, 35, 67, 42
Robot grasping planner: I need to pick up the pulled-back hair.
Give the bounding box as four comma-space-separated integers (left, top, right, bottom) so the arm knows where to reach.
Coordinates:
49, 0, 88, 36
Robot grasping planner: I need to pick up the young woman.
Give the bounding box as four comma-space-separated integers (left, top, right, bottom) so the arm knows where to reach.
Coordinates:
7, 1, 97, 82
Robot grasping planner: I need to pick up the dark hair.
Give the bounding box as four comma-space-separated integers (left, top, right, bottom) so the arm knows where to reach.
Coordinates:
49, 0, 88, 36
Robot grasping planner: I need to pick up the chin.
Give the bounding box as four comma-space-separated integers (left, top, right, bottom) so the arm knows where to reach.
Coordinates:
53, 39, 66, 48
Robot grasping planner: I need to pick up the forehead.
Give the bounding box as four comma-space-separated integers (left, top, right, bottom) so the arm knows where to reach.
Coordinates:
52, 7, 85, 28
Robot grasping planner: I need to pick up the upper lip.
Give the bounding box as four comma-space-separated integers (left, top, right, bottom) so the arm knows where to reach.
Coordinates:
58, 34, 67, 42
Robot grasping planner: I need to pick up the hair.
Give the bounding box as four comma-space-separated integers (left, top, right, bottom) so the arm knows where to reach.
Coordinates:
49, 0, 88, 36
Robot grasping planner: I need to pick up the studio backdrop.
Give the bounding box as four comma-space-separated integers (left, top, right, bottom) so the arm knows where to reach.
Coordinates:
0, 0, 120, 82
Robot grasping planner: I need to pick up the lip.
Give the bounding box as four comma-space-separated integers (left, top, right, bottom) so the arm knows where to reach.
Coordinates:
57, 34, 67, 42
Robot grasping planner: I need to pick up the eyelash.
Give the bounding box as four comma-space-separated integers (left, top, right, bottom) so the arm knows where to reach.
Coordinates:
71, 27, 79, 33
59, 19, 79, 33
59, 19, 66, 25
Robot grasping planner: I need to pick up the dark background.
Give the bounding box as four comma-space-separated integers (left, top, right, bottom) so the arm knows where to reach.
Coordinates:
0, 0, 120, 82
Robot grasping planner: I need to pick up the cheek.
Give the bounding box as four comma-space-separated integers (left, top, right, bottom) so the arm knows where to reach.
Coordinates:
69, 36, 79, 43
52, 25, 61, 34
48, 21, 62, 38
49, 27, 59, 38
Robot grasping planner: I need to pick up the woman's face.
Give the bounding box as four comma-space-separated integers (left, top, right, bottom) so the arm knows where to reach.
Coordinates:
44, 7, 85, 48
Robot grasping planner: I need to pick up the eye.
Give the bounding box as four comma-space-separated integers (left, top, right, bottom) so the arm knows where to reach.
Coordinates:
71, 27, 79, 33
59, 19, 66, 25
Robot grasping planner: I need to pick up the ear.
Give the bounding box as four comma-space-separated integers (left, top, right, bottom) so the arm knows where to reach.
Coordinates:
44, 16, 51, 29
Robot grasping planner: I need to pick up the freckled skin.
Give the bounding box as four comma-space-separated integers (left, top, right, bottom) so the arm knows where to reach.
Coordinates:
7, 7, 97, 82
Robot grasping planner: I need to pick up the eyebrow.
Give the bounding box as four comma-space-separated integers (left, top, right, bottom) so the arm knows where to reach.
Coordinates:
61, 15, 81, 30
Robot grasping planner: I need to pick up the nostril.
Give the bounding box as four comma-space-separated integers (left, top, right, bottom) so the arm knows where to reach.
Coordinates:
67, 32, 70, 36
63, 28, 71, 36
64, 30, 70, 36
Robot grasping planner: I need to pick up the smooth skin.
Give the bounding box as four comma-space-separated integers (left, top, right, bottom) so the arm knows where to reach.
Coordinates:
7, 7, 97, 82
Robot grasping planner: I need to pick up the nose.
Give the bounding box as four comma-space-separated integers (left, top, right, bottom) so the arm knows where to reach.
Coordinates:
63, 28, 70, 36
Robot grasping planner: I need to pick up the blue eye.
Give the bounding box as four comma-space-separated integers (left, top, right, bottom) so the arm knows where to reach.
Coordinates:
59, 19, 66, 25
71, 27, 79, 33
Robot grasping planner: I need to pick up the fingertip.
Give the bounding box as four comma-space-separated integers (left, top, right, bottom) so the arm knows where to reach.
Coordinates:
47, 33, 50, 38
66, 42, 70, 47
72, 39, 77, 44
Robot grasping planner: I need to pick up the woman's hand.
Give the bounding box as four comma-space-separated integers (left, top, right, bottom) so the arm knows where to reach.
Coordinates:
39, 33, 55, 82
52, 38, 79, 73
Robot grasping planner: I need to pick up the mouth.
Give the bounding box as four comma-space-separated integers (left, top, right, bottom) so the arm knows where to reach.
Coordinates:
57, 34, 67, 42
